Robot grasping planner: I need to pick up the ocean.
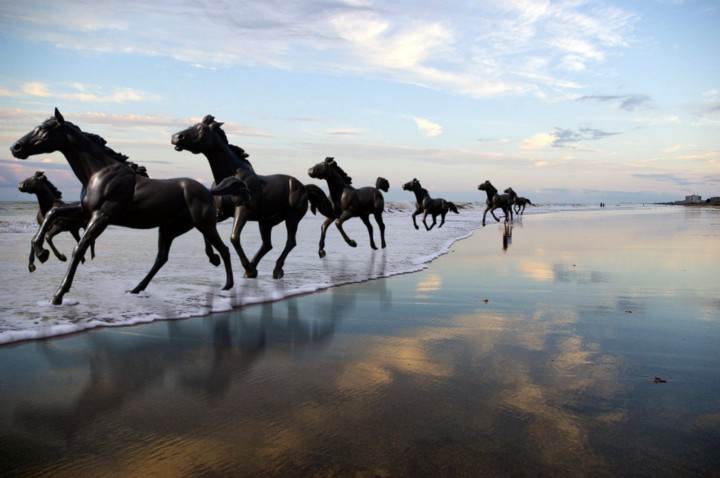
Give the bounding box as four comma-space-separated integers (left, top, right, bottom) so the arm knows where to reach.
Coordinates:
0, 200, 648, 344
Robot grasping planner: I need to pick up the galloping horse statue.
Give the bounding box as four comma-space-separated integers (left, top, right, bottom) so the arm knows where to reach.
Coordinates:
514, 196, 533, 215
478, 180, 513, 226
402, 178, 459, 230
10, 108, 243, 304
172, 115, 325, 279
18, 171, 95, 272
308, 157, 389, 257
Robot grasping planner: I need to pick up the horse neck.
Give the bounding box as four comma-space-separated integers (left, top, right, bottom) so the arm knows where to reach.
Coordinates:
204, 140, 255, 183
59, 129, 115, 185
33, 184, 59, 213
412, 186, 427, 203
324, 169, 351, 200
484, 185, 497, 200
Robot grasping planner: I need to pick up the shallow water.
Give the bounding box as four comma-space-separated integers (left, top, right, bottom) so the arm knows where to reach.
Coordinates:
1, 206, 718, 476
0, 200, 628, 344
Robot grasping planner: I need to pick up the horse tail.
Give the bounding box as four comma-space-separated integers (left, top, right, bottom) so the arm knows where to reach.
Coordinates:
527, 199, 533, 205
210, 176, 250, 202
448, 202, 459, 214
306, 184, 334, 217
376, 177, 389, 192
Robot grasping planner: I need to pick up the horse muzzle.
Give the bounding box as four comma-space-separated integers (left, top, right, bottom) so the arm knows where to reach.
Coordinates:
10, 142, 29, 159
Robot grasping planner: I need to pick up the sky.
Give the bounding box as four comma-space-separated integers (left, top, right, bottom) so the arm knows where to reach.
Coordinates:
0, 0, 718, 203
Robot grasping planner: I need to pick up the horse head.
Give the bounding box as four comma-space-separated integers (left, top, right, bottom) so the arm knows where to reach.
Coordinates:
402, 178, 421, 192
308, 157, 352, 185
18, 171, 46, 194
172, 114, 225, 154
478, 180, 497, 194
11, 108, 68, 160
504, 187, 517, 199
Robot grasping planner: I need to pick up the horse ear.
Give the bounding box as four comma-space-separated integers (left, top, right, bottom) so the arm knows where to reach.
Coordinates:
325, 157, 335, 164
210, 121, 224, 130
35, 171, 45, 178
54, 108, 65, 125
202, 115, 215, 125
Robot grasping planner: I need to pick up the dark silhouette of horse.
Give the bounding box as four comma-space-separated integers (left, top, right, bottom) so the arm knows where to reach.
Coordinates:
172, 115, 325, 279
478, 180, 512, 226
514, 196, 533, 215
402, 178, 459, 230
18, 171, 96, 272
308, 157, 388, 257
10, 108, 243, 305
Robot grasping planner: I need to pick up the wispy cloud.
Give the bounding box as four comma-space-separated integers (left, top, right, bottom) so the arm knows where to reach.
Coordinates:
0, 0, 639, 99
552, 126, 621, 148
413, 117, 443, 137
577, 94, 652, 111
633, 172, 720, 186
4, 81, 161, 103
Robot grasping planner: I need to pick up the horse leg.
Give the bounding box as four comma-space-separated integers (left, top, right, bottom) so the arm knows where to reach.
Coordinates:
482, 207, 490, 226
51, 212, 109, 305
411, 209, 421, 230
32, 204, 84, 263
45, 223, 67, 262
422, 210, 432, 231
28, 245, 36, 273
318, 216, 334, 258
428, 212, 437, 231
130, 223, 187, 294
439, 212, 446, 228
204, 237, 221, 267
199, 226, 234, 290
359, 215, 377, 249
335, 211, 357, 248
374, 211, 386, 249
250, 222, 274, 274
229, 207, 255, 278
273, 218, 300, 279
490, 206, 501, 222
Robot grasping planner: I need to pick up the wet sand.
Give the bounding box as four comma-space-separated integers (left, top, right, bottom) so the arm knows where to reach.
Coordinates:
1, 207, 719, 477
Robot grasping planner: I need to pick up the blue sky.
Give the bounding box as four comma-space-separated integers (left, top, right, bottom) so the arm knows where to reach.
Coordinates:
1, 0, 718, 203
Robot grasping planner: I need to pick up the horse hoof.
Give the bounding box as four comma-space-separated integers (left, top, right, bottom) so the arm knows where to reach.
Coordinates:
273, 269, 284, 279
244, 269, 258, 279
319, 250, 326, 259
37, 249, 50, 263
371, 245, 378, 250
209, 254, 221, 267
129, 288, 141, 294
222, 282, 233, 290
58, 254, 67, 262
28, 264, 36, 273
414, 225, 419, 230
349, 240, 357, 248
50, 296, 63, 305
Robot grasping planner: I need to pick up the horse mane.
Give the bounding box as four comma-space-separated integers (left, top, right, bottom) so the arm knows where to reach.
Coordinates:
228, 144, 253, 168
328, 158, 352, 185
63, 121, 149, 175
38, 173, 62, 199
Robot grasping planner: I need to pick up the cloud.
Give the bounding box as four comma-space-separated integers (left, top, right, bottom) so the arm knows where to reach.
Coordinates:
633, 172, 720, 186
552, 126, 621, 148
0, 0, 639, 99
16, 81, 161, 103
521, 132, 556, 150
577, 94, 652, 111
413, 117, 443, 137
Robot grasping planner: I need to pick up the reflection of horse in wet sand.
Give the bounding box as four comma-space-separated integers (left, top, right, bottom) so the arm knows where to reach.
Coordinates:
11, 109, 241, 304
308, 157, 389, 258
172, 115, 324, 279
18, 171, 95, 272
402, 178, 459, 230
478, 180, 512, 226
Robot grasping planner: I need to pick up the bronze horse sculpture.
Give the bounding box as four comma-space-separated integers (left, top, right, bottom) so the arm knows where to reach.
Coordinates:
10, 108, 244, 305
308, 157, 389, 257
514, 196, 533, 215
172, 115, 325, 278
18, 171, 95, 272
478, 180, 513, 226
402, 178, 459, 230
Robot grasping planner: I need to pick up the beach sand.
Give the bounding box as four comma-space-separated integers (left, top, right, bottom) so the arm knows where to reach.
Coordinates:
1, 207, 718, 476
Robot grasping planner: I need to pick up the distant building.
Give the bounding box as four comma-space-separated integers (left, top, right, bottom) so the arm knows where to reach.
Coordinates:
685, 194, 702, 204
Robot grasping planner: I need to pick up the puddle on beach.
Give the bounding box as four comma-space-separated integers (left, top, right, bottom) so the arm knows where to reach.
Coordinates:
1, 207, 719, 476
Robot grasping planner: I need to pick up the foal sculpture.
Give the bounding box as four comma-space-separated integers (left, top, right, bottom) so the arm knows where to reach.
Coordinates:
402, 178, 459, 230
478, 180, 512, 226
172, 115, 324, 279
308, 157, 388, 257
10, 109, 242, 304
514, 196, 533, 215
18, 171, 95, 272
